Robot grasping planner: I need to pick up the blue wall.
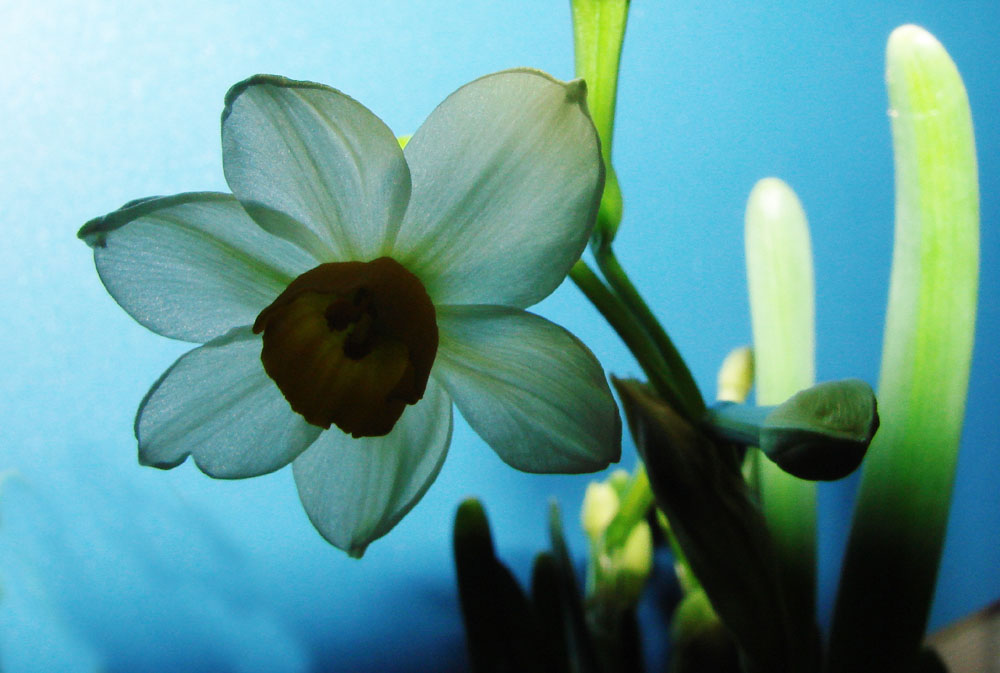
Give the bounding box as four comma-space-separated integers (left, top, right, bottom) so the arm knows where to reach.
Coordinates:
1, 1, 997, 670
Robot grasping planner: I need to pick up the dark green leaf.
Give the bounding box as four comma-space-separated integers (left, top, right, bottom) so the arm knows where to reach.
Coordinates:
453, 499, 545, 673
613, 378, 819, 673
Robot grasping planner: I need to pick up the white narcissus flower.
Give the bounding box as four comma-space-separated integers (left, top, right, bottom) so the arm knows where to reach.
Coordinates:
80, 70, 622, 557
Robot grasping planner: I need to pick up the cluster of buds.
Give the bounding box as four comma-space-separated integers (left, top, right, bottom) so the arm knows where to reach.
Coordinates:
581, 467, 654, 620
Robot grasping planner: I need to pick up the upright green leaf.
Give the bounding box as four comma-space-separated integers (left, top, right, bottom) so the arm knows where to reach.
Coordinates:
548, 503, 601, 673
531, 553, 572, 673
829, 25, 979, 673
745, 177, 818, 623
453, 499, 545, 673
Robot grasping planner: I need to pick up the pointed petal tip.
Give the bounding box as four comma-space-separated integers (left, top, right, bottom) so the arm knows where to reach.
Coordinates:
306, 506, 372, 557
397, 68, 603, 306
137, 449, 188, 471
135, 328, 321, 479
223, 74, 292, 113
78, 196, 167, 247
222, 73, 410, 263
292, 378, 452, 554
78, 218, 107, 247
222, 74, 342, 123
564, 78, 588, 105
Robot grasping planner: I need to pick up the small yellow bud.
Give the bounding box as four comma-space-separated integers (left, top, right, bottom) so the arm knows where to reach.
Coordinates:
582, 481, 620, 541
621, 520, 653, 579
607, 468, 630, 495
717, 346, 754, 403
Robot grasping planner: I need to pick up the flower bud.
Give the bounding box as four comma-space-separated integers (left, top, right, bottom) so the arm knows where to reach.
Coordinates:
617, 520, 653, 603
704, 379, 879, 481
582, 481, 620, 542
717, 346, 754, 403
582, 466, 654, 617
606, 468, 630, 495
760, 378, 879, 481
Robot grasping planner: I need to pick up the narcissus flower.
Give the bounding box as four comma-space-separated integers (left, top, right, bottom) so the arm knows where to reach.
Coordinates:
80, 70, 622, 556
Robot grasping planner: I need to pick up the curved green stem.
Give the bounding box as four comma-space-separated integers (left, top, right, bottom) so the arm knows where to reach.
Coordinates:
593, 244, 706, 420
570, 260, 687, 414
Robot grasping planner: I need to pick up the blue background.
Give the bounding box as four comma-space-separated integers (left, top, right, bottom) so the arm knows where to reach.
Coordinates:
1, 1, 997, 671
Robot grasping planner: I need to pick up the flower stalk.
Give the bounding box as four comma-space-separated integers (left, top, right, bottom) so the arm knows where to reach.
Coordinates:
570, 260, 692, 416
570, 0, 704, 423
594, 245, 706, 421
571, 0, 629, 245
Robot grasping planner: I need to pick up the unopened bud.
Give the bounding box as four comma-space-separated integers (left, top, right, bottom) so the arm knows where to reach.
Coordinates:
619, 520, 653, 601
607, 468, 630, 495
759, 378, 879, 481
704, 378, 879, 481
717, 346, 754, 403
582, 481, 620, 541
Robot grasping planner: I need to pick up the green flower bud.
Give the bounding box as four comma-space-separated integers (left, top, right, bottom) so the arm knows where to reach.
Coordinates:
618, 520, 653, 602
582, 467, 654, 617
760, 379, 879, 481
670, 589, 740, 673
704, 379, 880, 481
606, 467, 630, 496
587, 521, 653, 612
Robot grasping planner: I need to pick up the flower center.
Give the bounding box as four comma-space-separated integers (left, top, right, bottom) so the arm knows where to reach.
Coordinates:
253, 257, 438, 438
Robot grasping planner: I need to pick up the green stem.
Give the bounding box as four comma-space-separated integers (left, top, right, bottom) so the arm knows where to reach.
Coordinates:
656, 509, 700, 595
570, 260, 688, 414
703, 403, 771, 446
571, 0, 629, 245
593, 245, 706, 420
603, 464, 653, 551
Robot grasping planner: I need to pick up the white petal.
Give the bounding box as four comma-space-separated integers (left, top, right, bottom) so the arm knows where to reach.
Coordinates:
292, 376, 452, 557
393, 69, 603, 308
137, 327, 322, 478
80, 192, 317, 343
222, 75, 411, 262
433, 305, 621, 473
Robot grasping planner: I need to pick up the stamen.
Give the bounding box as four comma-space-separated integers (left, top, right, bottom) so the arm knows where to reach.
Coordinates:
343, 312, 375, 360
352, 286, 371, 308
324, 298, 358, 331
